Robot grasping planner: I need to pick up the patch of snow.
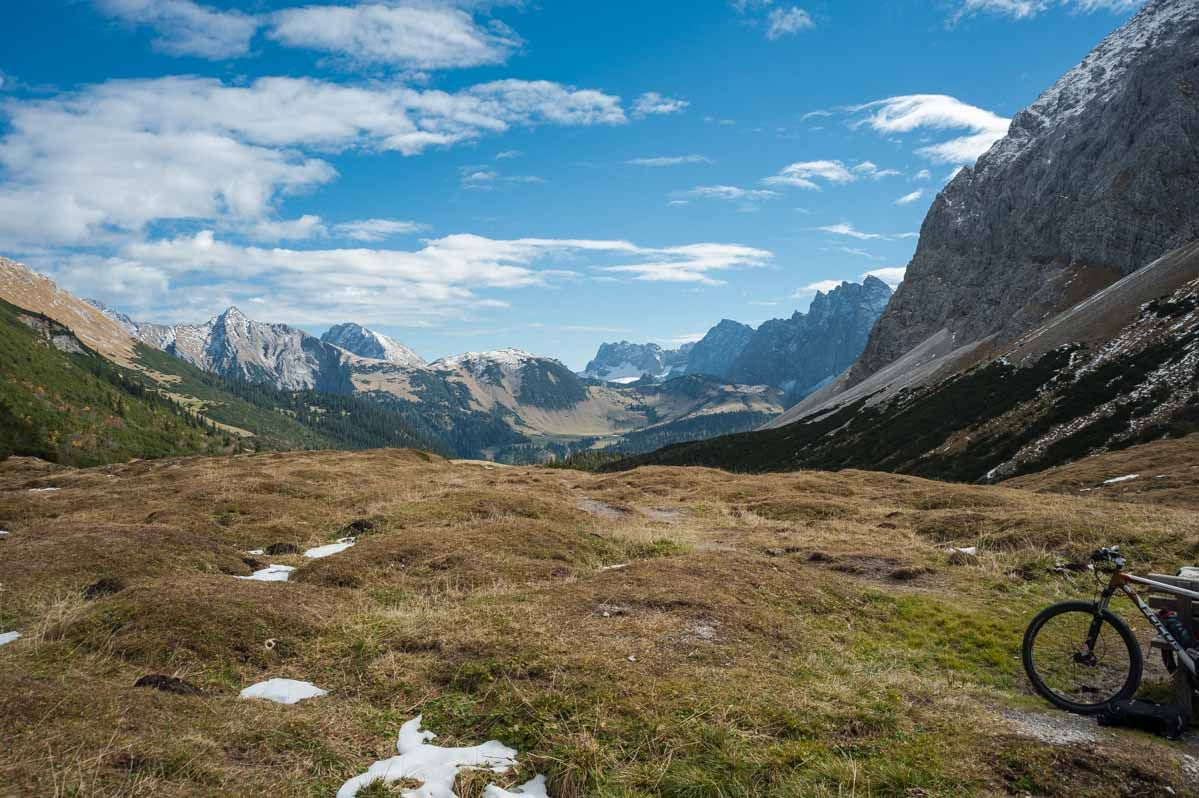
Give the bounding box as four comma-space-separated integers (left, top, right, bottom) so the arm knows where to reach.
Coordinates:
1154, 475, 1168, 480
240, 678, 327, 705
484, 776, 549, 798
246, 548, 265, 556
336, 715, 536, 798
599, 563, 629, 572
0, 530, 9, 537
304, 538, 355, 559
0, 631, 21, 647
236, 564, 295, 582
432, 348, 539, 374
1102, 474, 1139, 485
28, 487, 60, 493
949, 546, 978, 556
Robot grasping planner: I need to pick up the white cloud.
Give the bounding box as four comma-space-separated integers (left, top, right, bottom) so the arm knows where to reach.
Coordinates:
851, 161, 902, 180
795, 279, 843, 295
819, 223, 884, 240
0, 75, 624, 247
245, 215, 327, 242
953, 0, 1142, 22
864, 266, 907, 286
94, 0, 258, 58
851, 94, 1010, 164
602, 243, 773, 285
626, 154, 712, 167
632, 92, 689, 117
764, 160, 857, 189
677, 185, 781, 203
819, 222, 916, 241
459, 166, 544, 189
51, 231, 773, 322
333, 218, 425, 242
895, 190, 925, 205
494, 149, 522, 160
913, 169, 932, 181
267, 3, 521, 70
766, 7, 814, 39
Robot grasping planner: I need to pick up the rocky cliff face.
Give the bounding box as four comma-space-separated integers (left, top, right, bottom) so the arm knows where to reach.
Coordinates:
853, 0, 1199, 382
730, 277, 892, 400
685, 320, 756, 380
580, 341, 691, 382
320, 323, 425, 368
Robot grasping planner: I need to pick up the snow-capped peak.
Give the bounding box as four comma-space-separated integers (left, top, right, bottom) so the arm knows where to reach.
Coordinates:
431, 348, 540, 373
321, 322, 426, 368
981, 0, 1198, 173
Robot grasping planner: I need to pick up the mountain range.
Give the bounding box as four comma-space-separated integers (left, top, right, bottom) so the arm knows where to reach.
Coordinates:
581, 276, 892, 404
612, 0, 1199, 479
0, 264, 787, 464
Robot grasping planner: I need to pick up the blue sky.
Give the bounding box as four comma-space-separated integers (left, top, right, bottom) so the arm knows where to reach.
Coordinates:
0, 0, 1141, 368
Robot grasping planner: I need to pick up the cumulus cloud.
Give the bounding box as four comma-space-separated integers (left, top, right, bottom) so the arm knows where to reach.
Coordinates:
267, 3, 521, 70
94, 0, 258, 58
48, 231, 773, 323
766, 7, 814, 38
850, 94, 1010, 163
632, 92, 690, 117
333, 218, 425, 242
913, 168, 932, 181
625, 154, 712, 167
794, 279, 843, 296
895, 190, 925, 205
763, 160, 858, 189
0, 75, 624, 247
864, 266, 907, 286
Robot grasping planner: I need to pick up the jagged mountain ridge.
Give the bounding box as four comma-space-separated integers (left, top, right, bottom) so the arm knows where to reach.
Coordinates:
850, 0, 1199, 388
727, 277, 891, 398
611, 240, 1199, 481
580, 341, 692, 383
320, 323, 426, 368
582, 277, 892, 405
86, 299, 785, 460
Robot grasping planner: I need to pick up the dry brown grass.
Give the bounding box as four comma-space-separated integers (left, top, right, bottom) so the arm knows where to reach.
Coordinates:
1005, 432, 1199, 511
1, 449, 1197, 797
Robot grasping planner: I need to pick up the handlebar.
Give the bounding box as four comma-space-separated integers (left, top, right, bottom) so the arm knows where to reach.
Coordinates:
1090, 546, 1126, 569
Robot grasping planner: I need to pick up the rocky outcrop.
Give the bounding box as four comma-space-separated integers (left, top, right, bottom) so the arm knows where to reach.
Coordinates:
685, 320, 755, 380
581, 341, 690, 382
729, 277, 891, 400
853, 0, 1199, 383
320, 323, 425, 368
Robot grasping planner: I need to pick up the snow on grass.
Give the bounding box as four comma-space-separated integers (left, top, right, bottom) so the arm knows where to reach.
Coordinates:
336, 715, 545, 798
0, 530, 9, 537
235, 564, 295, 582
1102, 474, 1140, 485
484, 776, 550, 798
28, 487, 60, 493
304, 537, 355, 559
0, 631, 21, 647
239, 678, 327, 705
245, 548, 265, 556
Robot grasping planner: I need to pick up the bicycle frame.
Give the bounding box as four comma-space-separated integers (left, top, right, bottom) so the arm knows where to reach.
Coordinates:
1092, 570, 1198, 681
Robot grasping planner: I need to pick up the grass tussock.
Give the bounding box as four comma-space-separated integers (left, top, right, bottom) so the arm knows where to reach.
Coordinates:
1, 447, 1197, 797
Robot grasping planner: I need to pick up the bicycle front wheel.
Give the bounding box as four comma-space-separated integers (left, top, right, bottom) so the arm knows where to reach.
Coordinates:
1022, 600, 1143, 714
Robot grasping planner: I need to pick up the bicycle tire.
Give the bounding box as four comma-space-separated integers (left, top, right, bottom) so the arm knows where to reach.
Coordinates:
1021, 600, 1143, 714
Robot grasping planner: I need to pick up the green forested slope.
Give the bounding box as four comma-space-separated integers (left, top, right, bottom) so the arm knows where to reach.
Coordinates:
0, 299, 221, 466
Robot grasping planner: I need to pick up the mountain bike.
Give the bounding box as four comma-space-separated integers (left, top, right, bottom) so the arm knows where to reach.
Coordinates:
1022, 546, 1198, 714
